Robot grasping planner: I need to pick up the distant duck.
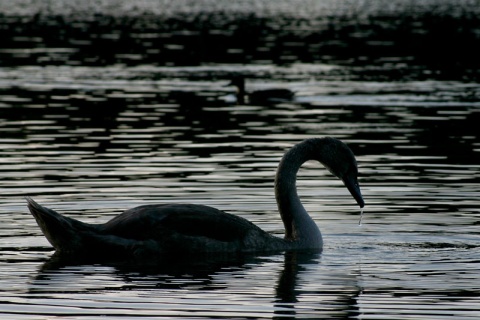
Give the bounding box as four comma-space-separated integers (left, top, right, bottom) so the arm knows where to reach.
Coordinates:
227, 76, 295, 105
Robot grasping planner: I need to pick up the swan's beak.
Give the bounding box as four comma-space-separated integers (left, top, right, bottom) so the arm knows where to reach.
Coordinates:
342, 176, 365, 208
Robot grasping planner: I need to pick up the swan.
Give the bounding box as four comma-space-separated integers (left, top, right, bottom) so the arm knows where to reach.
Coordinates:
227, 76, 295, 105
26, 137, 364, 259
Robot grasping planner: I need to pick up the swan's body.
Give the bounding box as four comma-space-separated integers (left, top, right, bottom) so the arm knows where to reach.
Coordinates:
27, 137, 364, 259
227, 76, 294, 105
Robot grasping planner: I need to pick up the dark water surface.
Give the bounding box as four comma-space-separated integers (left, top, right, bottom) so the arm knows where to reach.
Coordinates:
1, 0, 480, 319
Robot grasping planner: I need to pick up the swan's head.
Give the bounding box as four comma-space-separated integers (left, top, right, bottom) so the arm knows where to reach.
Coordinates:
341, 166, 364, 209
311, 137, 365, 208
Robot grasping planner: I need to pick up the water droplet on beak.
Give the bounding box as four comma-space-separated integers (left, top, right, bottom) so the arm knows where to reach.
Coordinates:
358, 208, 364, 226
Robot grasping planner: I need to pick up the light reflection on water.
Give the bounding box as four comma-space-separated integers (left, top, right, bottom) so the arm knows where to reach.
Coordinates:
1, 2, 480, 319
1, 68, 479, 318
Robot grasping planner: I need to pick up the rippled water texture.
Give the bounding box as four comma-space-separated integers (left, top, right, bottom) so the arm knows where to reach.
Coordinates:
1, 0, 480, 319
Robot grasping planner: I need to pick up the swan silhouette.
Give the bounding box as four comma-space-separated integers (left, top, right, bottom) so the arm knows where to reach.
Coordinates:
26, 137, 364, 259
227, 76, 294, 105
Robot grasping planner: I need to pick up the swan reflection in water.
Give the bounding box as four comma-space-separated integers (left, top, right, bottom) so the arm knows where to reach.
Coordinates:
30, 251, 362, 318
26, 137, 364, 260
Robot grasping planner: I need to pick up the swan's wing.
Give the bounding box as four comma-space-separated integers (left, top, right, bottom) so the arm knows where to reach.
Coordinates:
101, 203, 262, 243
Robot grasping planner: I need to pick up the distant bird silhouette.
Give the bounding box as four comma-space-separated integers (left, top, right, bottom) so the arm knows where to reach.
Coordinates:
227, 76, 294, 105
26, 137, 364, 259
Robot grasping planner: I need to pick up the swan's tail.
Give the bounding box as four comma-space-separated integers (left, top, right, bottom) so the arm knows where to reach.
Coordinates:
26, 197, 95, 253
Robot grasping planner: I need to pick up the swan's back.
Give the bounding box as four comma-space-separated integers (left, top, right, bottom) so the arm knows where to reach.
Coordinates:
103, 203, 264, 244
102, 204, 286, 255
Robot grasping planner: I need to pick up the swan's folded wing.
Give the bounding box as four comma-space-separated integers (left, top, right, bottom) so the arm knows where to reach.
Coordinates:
101, 203, 261, 243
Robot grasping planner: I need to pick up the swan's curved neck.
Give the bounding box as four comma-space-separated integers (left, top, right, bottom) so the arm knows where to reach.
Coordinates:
274, 141, 323, 246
